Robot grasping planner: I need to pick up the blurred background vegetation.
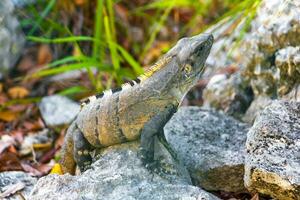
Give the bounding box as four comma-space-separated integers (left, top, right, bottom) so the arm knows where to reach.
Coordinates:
15, 0, 260, 99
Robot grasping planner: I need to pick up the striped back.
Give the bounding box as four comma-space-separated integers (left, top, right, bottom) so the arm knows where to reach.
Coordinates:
80, 55, 173, 107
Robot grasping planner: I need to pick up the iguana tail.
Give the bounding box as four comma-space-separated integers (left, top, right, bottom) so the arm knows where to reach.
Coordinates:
59, 122, 76, 175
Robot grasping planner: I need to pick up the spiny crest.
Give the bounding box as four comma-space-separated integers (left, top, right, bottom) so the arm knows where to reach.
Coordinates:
80, 55, 173, 108
141, 55, 173, 80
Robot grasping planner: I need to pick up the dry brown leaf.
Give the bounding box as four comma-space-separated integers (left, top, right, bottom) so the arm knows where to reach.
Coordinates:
0, 152, 23, 172
21, 163, 42, 176
0, 135, 15, 154
8, 86, 29, 99
143, 41, 170, 65
0, 111, 19, 122
36, 161, 54, 174
10, 130, 24, 145
0, 93, 8, 104
39, 148, 58, 164
74, 0, 85, 6
0, 83, 3, 93
23, 119, 44, 131
8, 104, 28, 112
115, 4, 129, 23
37, 44, 52, 66
17, 56, 36, 72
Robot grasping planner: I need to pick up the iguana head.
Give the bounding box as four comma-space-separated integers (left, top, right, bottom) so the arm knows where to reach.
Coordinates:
81, 33, 213, 107
145, 33, 213, 103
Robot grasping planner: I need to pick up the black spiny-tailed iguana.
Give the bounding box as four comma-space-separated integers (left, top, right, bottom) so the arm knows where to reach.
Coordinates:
59, 33, 213, 175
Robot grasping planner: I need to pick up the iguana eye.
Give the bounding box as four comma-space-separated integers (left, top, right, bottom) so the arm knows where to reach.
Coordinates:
183, 64, 192, 74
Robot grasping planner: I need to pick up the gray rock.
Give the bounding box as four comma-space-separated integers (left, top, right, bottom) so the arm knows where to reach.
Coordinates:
242, 95, 273, 124
203, 73, 253, 119
282, 85, 300, 102
0, 171, 37, 200
275, 46, 300, 96
204, 16, 249, 76
164, 107, 249, 192
200, 0, 300, 123
12, 0, 36, 7
0, 0, 25, 79
39, 95, 80, 127
239, 0, 300, 97
245, 100, 300, 199
29, 141, 220, 200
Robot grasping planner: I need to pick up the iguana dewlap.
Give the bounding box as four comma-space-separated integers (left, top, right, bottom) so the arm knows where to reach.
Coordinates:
60, 33, 213, 175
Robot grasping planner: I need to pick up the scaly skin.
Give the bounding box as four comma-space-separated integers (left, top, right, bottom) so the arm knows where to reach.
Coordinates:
60, 33, 214, 175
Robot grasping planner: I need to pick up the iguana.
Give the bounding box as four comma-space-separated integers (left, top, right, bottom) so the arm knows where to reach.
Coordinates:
59, 33, 213, 175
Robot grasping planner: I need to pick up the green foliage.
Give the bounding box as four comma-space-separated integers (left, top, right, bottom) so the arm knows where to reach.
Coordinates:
21, 0, 261, 96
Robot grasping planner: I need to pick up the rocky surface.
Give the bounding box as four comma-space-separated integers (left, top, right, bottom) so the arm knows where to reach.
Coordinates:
202, 0, 300, 121
29, 141, 220, 200
239, 0, 300, 98
245, 100, 300, 199
12, 0, 36, 7
203, 73, 253, 119
39, 95, 80, 127
275, 46, 300, 96
204, 15, 248, 74
242, 95, 272, 124
0, 171, 37, 200
164, 107, 249, 192
0, 0, 25, 79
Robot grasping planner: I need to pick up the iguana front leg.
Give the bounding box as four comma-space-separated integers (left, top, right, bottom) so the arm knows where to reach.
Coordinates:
139, 104, 177, 174
73, 127, 94, 172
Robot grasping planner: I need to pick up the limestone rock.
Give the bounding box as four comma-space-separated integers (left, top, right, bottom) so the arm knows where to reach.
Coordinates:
242, 95, 272, 124
0, 0, 25, 79
239, 0, 300, 97
275, 46, 300, 96
29, 141, 220, 200
0, 171, 37, 200
203, 73, 253, 119
245, 100, 300, 199
164, 106, 249, 192
204, 16, 249, 75
12, 0, 36, 7
39, 95, 80, 127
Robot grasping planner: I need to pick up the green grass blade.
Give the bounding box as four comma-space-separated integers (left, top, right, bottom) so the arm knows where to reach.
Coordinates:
93, 0, 104, 61
104, 11, 120, 72
31, 62, 111, 78
58, 86, 88, 96
27, 36, 100, 43
140, 1, 174, 60
116, 44, 144, 75
0, 97, 41, 111
47, 56, 90, 68
107, 0, 116, 39
135, 0, 190, 11
28, 0, 56, 35
201, 0, 261, 33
